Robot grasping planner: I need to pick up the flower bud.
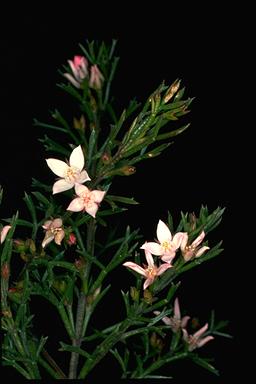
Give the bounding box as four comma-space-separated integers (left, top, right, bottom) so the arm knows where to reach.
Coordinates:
164, 79, 181, 103
67, 233, 77, 246
13, 239, 27, 252
101, 152, 112, 164
130, 286, 139, 301
73, 115, 86, 132
120, 165, 136, 176
143, 289, 153, 304
1, 263, 10, 280
74, 257, 86, 270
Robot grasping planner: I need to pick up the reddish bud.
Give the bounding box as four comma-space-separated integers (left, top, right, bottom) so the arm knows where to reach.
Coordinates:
67, 233, 77, 246
1, 263, 10, 280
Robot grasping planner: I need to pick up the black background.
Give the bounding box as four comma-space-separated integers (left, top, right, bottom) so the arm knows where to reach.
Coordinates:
1, 6, 243, 381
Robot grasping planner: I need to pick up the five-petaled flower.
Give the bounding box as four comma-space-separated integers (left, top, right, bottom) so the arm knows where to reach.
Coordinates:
42, 218, 65, 248
182, 323, 214, 351
123, 249, 172, 290
67, 184, 106, 218
46, 145, 90, 194
154, 297, 190, 333
64, 55, 88, 89
141, 220, 185, 264
180, 231, 210, 261
0, 225, 11, 244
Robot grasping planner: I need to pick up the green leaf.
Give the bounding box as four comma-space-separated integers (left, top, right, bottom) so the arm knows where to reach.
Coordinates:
121, 290, 130, 316
59, 342, 91, 359
32, 192, 50, 207
190, 355, 219, 376
144, 375, 173, 379
106, 195, 139, 205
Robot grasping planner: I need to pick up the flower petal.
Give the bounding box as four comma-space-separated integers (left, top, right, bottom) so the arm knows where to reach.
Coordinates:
157, 220, 172, 243
195, 246, 210, 258
53, 179, 73, 194
182, 328, 189, 342
172, 232, 185, 249
46, 158, 69, 177
68, 59, 79, 78
76, 170, 91, 184
174, 298, 181, 320
42, 233, 54, 248
63, 73, 81, 88
123, 262, 147, 277
69, 145, 84, 171
85, 202, 99, 218
192, 231, 205, 248
141, 242, 163, 256
75, 183, 89, 196
1, 225, 11, 244
156, 263, 172, 276
196, 336, 214, 348
181, 316, 190, 329
161, 316, 172, 326
193, 323, 208, 339
161, 253, 176, 263
52, 218, 63, 228
42, 220, 52, 230
180, 232, 188, 252
67, 197, 84, 212
91, 190, 106, 203
144, 249, 154, 268
55, 229, 65, 245
143, 277, 154, 290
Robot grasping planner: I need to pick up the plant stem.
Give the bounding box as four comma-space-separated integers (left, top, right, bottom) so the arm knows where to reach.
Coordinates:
78, 317, 133, 379
68, 219, 96, 379
134, 352, 188, 378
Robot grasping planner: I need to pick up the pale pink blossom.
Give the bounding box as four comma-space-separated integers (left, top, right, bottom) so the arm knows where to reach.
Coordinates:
42, 218, 65, 248
0, 225, 11, 244
180, 231, 210, 261
89, 65, 104, 90
46, 145, 90, 194
182, 323, 214, 351
154, 297, 190, 333
67, 184, 106, 218
64, 55, 88, 88
123, 249, 172, 290
141, 220, 185, 264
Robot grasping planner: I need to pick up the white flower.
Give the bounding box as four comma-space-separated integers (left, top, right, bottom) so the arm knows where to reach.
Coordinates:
46, 145, 90, 194
141, 220, 185, 263
67, 184, 106, 218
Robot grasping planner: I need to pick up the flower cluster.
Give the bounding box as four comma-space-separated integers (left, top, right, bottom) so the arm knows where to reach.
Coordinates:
123, 220, 209, 289
154, 297, 214, 351
63, 55, 104, 89
43, 145, 106, 247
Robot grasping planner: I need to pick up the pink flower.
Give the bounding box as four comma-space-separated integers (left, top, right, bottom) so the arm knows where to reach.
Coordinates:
0, 225, 11, 244
154, 297, 190, 333
89, 65, 104, 89
141, 220, 185, 264
182, 323, 214, 351
123, 249, 172, 290
64, 55, 88, 88
180, 231, 210, 261
42, 218, 65, 248
46, 145, 91, 194
67, 184, 106, 218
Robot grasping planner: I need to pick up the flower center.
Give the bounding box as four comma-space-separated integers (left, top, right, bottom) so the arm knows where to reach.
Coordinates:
81, 191, 93, 207
51, 227, 62, 235
161, 240, 171, 252
147, 266, 157, 277
65, 166, 80, 183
